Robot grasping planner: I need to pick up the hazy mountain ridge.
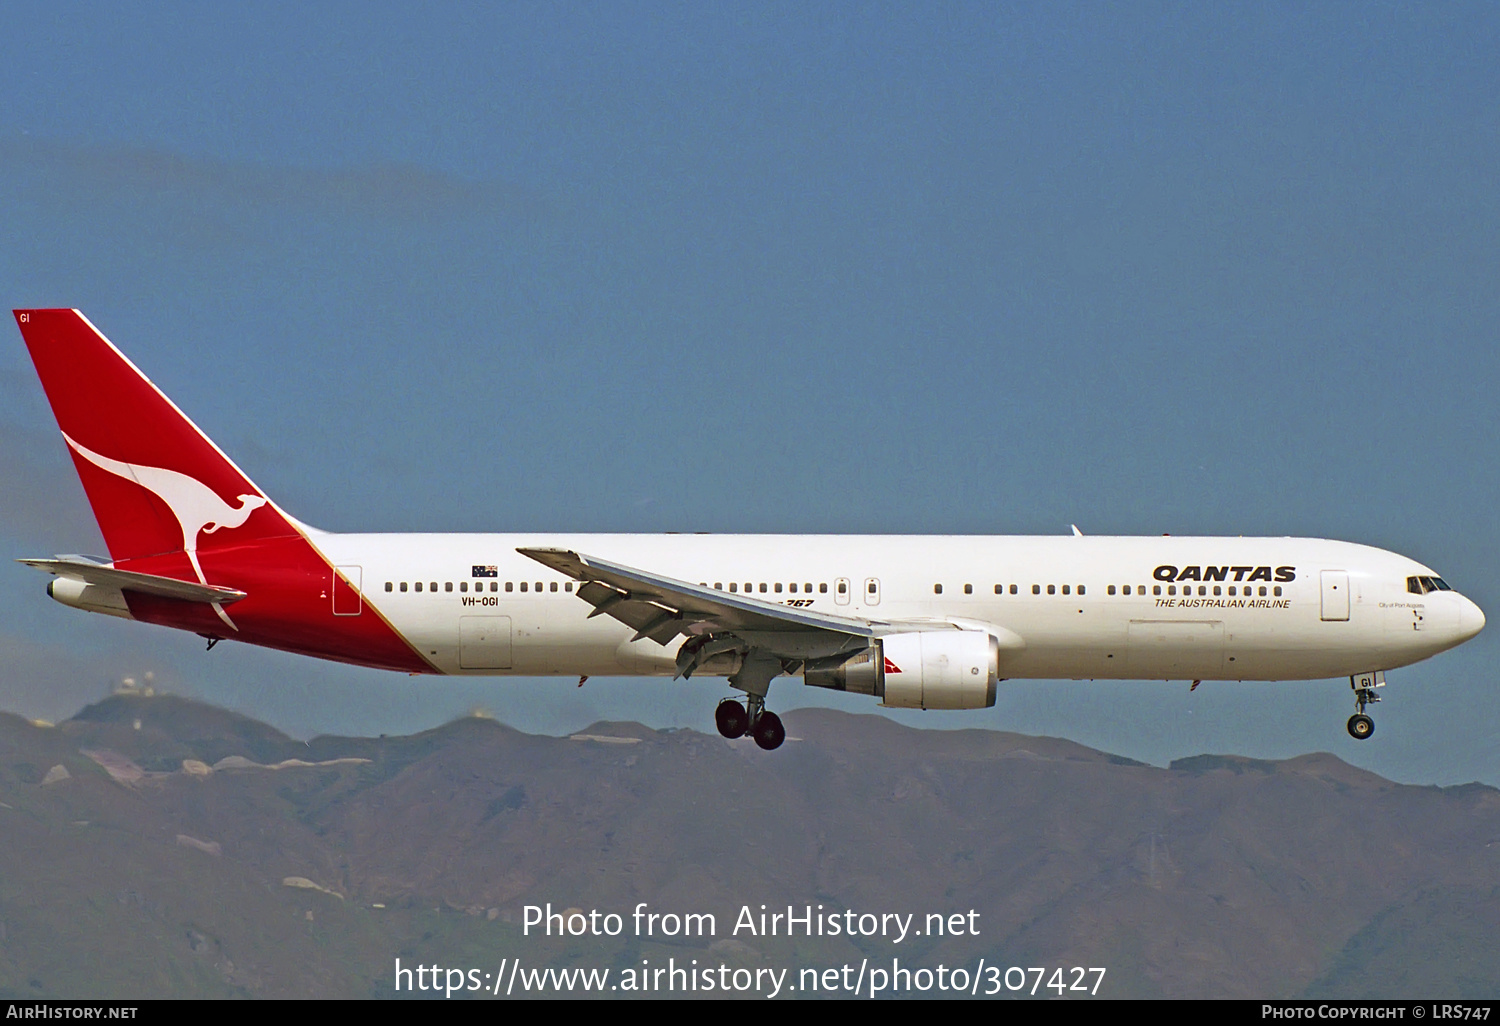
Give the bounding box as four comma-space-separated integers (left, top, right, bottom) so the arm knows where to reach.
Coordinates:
0, 695, 1496, 999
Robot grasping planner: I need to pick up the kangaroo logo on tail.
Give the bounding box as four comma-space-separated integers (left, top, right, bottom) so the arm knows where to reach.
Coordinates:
63, 432, 267, 629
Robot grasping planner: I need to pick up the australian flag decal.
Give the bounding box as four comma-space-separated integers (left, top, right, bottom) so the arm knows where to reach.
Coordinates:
472, 565, 498, 578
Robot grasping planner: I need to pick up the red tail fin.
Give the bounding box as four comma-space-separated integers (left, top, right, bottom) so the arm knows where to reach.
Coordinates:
14, 309, 295, 567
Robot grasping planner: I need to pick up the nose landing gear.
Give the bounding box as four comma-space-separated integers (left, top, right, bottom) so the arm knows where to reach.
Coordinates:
1346, 671, 1384, 740
713, 697, 785, 750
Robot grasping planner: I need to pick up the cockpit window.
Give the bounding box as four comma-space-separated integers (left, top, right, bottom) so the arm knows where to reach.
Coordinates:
1408, 575, 1454, 595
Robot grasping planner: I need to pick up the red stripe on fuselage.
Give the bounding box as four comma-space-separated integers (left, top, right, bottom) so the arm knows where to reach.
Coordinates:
120, 536, 432, 673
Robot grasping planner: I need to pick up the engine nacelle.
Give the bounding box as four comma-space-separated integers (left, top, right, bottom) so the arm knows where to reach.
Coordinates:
47, 577, 133, 619
804, 630, 999, 709
881, 631, 998, 709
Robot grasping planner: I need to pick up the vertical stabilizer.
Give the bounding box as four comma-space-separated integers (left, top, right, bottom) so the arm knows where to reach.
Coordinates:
13, 309, 295, 566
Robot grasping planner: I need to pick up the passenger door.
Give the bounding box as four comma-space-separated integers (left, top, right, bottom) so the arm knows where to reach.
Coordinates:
332, 566, 362, 616
1320, 570, 1350, 621
834, 577, 851, 606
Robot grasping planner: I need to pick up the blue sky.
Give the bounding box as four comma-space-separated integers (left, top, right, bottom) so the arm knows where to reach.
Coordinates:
2, 2, 1497, 784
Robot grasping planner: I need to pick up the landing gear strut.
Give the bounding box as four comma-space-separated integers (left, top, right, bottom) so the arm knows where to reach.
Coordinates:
713, 696, 785, 751
715, 647, 788, 751
1346, 671, 1384, 740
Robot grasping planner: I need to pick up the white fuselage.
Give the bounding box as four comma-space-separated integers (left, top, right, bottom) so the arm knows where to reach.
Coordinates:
307, 532, 1483, 685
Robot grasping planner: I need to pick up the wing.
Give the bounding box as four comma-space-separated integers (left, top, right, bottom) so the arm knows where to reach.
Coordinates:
517, 547, 876, 669
19, 556, 248, 604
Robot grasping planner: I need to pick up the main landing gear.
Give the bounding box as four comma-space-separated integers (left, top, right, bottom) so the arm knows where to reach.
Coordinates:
1346, 671, 1385, 740
715, 697, 785, 751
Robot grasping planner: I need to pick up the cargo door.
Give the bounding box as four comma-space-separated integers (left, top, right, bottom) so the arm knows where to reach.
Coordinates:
1126, 620, 1226, 678
1320, 571, 1349, 621
460, 615, 512, 669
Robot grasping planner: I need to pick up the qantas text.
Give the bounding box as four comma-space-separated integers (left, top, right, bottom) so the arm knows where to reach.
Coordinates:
1154, 565, 1296, 583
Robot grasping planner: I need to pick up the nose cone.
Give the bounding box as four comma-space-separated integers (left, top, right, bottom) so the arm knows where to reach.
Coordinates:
1460, 596, 1486, 642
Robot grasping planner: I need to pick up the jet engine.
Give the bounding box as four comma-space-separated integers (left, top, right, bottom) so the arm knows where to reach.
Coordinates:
804, 630, 999, 709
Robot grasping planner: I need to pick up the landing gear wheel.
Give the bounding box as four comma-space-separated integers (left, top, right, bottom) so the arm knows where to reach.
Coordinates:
1347, 713, 1374, 740
715, 699, 748, 739
750, 710, 785, 751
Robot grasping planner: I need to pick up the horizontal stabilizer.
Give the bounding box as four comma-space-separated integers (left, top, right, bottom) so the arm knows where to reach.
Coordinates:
18, 557, 247, 604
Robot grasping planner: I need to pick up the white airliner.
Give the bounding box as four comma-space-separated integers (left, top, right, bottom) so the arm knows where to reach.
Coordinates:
13, 309, 1485, 749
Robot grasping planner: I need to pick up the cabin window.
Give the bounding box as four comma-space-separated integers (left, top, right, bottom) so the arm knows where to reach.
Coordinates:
1032, 585, 1041, 595
964, 583, 973, 594
788, 583, 796, 593
550, 581, 558, 592
759, 583, 768, 593
1108, 585, 1116, 595
520, 581, 528, 592
774, 583, 782, 593
1213, 586, 1221, 596
836, 582, 845, 594
459, 581, 467, 592
729, 583, 738, 592
1078, 585, 1086, 596
714, 582, 722, 590
385, 582, 393, 592
805, 583, 813, 592
414, 582, 423, 593
1047, 585, 1056, 595
1273, 586, 1282, 596
505, 581, 513, 592
445, 582, 453, 592
565, 582, 573, 592
400, 582, 408, 592
1061, 585, 1070, 595
429, 582, 436, 592
822, 583, 830, 594
934, 584, 943, 595
1228, 586, 1236, 596
1167, 585, 1176, 596
745, 583, 752, 592
867, 581, 877, 595
1009, 584, 1017, 594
